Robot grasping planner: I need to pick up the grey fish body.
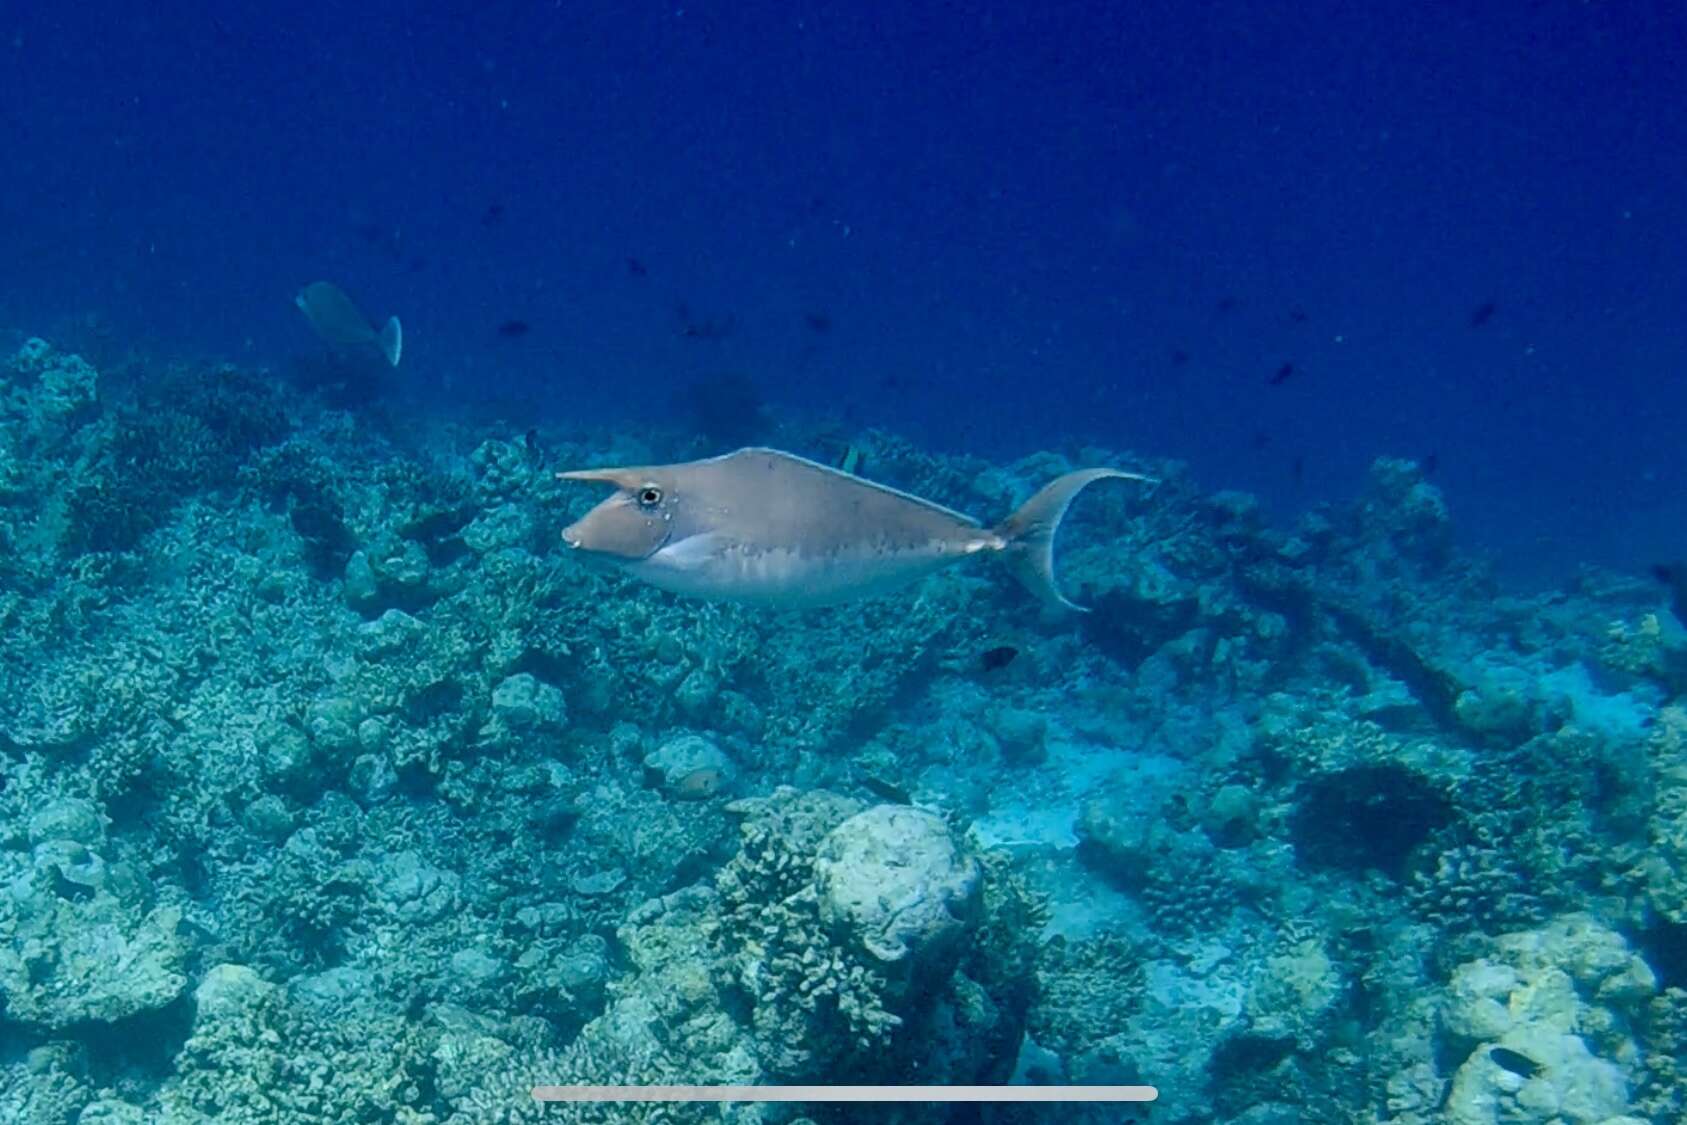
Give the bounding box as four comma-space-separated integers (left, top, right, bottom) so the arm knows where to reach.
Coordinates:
559, 447, 1150, 610
296, 280, 403, 366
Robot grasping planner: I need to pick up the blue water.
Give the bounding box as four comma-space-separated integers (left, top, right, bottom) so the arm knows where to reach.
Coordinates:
2, 3, 1685, 1122
5, 2, 1682, 581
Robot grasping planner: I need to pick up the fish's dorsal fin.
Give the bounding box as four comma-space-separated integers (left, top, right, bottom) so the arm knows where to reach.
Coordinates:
721, 447, 983, 528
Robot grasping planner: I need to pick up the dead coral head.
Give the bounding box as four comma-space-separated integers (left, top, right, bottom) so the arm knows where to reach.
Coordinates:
813, 804, 983, 999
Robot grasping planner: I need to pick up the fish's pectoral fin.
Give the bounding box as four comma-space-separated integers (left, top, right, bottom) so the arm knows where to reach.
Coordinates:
649, 533, 727, 571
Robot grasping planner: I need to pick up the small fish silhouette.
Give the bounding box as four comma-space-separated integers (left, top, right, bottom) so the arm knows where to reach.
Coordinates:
1470, 300, 1498, 327
1652, 562, 1687, 620
980, 645, 1020, 672
856, 772, 912, 805
1488, 1046, 1541, 1079
672, 767, 725, 800
497, 320, 531, 338
678, 316, 735, 341
1268, 362, 1296, 386
295, 281, 402, 367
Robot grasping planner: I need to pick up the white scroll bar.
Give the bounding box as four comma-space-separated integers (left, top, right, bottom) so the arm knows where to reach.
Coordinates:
532, 1085, 1158, 1103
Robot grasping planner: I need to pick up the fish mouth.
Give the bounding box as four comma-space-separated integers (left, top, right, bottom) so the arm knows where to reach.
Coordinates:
558, 519, 669, 562
557, 527, 620, 566
560, 526, 604, 557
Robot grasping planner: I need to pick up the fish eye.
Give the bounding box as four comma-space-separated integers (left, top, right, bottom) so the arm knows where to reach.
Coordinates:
637, 486, 663, 508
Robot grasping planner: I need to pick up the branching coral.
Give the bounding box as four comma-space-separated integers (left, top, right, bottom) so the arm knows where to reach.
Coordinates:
707, 789, 899, 1071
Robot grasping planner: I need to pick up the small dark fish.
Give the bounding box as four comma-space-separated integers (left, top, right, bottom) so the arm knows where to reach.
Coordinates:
1251, 430, 1272, 451
497, 320, 531, 338
1652, 562, 1687, 619
1288, 305, 1309, 324
981, 644, 1020, 672
481, 203, 506, 226
1423, 452, 1440, 477
1488, 1046, 1541, 1079
672, 767, 725, 800
678, 315, 735, 341
1217, 295, 1238, 314
1291, 455, 1305, 486
354, 222, 411, 265
524, 428, 540, 452
1470, 300, 1498, 327
1170, 348, 1190, 367
354, 221, 389, 247
857, 772, 912, 805
1268, 362, 1296, 386
804, 311, 832, 333
625, 257, 648, 277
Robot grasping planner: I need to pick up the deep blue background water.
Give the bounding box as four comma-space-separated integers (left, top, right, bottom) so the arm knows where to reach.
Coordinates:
3, 1, 1682, 583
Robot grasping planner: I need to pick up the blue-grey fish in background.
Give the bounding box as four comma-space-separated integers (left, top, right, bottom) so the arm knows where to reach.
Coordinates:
558, 447, 1152, 610
295, 280, 403, 366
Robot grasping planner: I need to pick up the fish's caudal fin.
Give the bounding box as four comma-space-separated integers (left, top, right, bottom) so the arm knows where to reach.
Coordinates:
378, 316, 403, 367
994, 468, 1155, 611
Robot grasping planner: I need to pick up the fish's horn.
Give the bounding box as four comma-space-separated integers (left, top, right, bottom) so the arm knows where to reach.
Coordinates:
994, 468, 1156, 612
555, 467, 647, 489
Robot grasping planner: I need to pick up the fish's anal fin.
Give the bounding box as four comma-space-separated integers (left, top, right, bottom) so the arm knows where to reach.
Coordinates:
994, 468, 1155, 611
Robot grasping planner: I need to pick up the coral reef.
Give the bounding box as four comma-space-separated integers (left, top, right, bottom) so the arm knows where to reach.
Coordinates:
0, 337, 1680, 1122
1436, 916, 1656, 1124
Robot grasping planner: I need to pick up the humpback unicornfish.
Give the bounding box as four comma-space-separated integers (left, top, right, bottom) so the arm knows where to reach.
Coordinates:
557, 447, 1152, 610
